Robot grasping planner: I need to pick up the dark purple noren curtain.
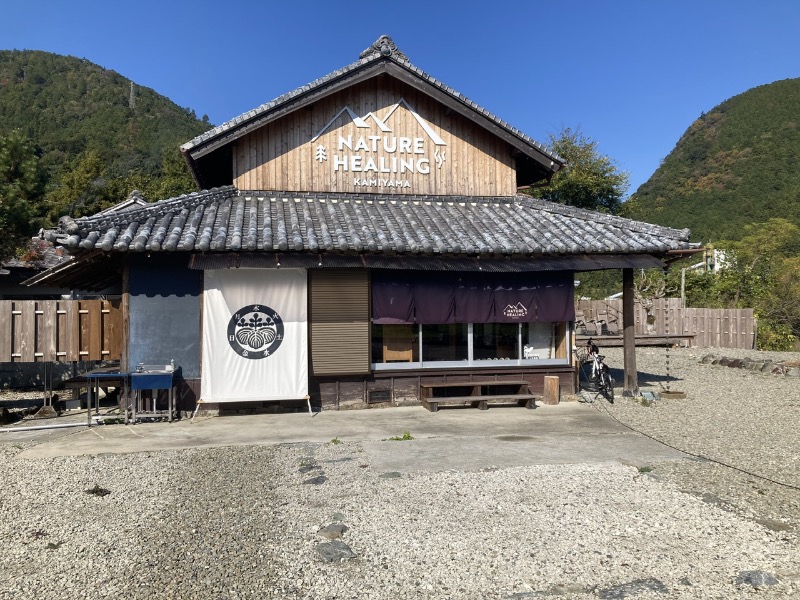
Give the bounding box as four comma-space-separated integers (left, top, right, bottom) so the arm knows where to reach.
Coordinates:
370, 279, 415, 324
372, 270, 574, 324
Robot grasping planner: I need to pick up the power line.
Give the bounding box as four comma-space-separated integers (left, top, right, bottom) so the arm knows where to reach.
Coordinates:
582, 392, 800, 492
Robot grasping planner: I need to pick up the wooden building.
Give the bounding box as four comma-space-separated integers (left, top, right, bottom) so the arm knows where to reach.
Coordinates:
31, 36, 700, 412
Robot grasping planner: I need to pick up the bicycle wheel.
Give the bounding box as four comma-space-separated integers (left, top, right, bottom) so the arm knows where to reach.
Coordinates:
605, 376, 615, 402
574, 347, 587, 363
578, 362, 596, 393
595, 371, 613, 402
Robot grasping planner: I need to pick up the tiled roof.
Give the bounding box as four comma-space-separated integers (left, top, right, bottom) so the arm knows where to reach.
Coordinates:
42, 186, 697, 257
180, 36, 563, 168
95, 189, 149, 215
2, 240, 69, 270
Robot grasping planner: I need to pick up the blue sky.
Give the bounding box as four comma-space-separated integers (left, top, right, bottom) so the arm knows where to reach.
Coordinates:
5, 0, 800, 196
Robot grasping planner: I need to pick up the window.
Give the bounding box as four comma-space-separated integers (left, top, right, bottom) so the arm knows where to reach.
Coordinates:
473, 323, 519, 360
371, 321, 569, 369
521, 322, 552, 360
369, 269, 574, 369
421, 324, 469, 362
372, 324, 419, 363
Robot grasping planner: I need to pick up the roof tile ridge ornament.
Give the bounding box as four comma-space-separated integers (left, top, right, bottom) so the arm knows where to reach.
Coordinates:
359, 35, 408, 62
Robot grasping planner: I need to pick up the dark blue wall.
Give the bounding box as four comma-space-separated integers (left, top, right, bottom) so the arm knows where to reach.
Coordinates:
128, 255, 201, 378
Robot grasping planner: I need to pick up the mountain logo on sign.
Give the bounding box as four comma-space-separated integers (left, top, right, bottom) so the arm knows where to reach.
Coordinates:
503, 303, 528, 319
311, 98, 447, 146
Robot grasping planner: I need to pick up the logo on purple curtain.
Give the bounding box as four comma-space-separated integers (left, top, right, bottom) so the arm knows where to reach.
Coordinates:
227, 304, 284, 359
503, 303, 528, 319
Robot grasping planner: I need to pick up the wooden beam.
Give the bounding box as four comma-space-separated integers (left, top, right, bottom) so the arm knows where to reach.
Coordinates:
576, 334, 694, 347
121, 262, 130, 372
622, 268, 638, 397
65, 301, 79, 361
86, 300, 102, 361
20, 301, 35, 362
40, 300, 57, 362
0, 301, 12, 362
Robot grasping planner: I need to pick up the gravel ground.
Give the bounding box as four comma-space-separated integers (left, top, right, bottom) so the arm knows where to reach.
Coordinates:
599, 346, 800, 537
1, 346, 799, 599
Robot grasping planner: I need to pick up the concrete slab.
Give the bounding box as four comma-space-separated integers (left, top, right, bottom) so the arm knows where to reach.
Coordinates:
13, 403, 688, 471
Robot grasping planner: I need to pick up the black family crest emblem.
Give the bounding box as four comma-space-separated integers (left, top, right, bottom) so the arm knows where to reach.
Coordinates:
227, 305, 284, 359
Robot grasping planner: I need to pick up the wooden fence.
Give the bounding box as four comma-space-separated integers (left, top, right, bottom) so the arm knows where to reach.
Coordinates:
0, 296, 755, 362
0, 300, 122, 363
576, 298, 756, 350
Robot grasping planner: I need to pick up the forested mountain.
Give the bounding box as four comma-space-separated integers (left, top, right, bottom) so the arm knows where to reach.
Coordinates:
619, 77, 800, 350
0, 50, 209, 178
623, 77, 800, 242
0, 50, 211, 258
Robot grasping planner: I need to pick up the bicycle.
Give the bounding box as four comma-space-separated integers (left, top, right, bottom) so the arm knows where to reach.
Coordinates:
592, 353, 615, 402
576, 338, 615, 402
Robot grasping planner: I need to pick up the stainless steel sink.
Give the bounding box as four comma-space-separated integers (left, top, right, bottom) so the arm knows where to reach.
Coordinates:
130, 364, 175, 390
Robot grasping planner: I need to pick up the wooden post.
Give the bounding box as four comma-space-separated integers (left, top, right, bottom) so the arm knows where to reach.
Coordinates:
543, 376, 560, 405
0, 301, 12, 362
118, 264, 130, 417
622, 268, 639, 397
121, 262, 130, 373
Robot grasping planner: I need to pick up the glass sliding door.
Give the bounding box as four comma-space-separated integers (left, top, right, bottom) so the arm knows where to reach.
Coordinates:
421, 324, 468, 363
521, 321, 553, 360
472, 323, 519, 361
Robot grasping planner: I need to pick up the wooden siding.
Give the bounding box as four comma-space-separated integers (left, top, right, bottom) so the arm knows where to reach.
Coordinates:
311, 368, 576, 410
310, 270, 370, 375
233, 78, 516, 196
576, 299, 756, 350
0, 299, 122, 362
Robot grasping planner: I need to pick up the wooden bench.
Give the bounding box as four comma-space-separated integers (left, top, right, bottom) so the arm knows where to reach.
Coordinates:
419, 380, 539, 412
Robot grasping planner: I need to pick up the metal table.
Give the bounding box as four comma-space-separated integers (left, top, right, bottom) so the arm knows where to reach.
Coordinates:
84, 370, 129, 426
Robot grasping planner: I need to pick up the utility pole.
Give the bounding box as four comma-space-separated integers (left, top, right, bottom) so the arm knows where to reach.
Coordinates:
129, 82, 135, 110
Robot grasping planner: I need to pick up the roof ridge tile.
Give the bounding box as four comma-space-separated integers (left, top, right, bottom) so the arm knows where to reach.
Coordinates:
180, 40, 564, 166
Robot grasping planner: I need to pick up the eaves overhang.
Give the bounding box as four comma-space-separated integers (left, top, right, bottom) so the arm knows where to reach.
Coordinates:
188, 252, 668, 272
22, 251, 122, 292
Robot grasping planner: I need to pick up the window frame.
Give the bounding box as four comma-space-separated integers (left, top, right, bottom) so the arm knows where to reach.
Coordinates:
371, 321, 571, 371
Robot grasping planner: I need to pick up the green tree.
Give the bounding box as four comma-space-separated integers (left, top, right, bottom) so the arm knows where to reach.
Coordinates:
148, 148, 197, 199
676, 219, 800, 349
0, 129, 45, 258
574, 269, 621, 300
45, 150, 106, 219
525, 127, 629, 213
722, 219, 800, 349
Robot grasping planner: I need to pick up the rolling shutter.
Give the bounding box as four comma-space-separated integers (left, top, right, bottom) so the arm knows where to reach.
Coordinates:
310, 270, 370, 375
